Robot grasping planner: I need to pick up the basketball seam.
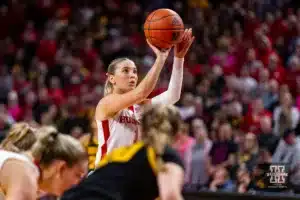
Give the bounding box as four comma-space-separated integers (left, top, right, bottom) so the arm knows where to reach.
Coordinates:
146, 14, 179, 22
148, 10, 158, 45
149, 36, 173, 45
143, 28, 184, 30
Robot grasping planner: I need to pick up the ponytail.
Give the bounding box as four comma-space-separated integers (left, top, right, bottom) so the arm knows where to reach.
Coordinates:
141, 105, 181, 172
104, 57, 129, 96
0, 123, 36, 153
31, 126, 87, 167
145, 128, 170, 172
104, 79, 113, 96
31, 126, 59, 165
0, 140, 20, 152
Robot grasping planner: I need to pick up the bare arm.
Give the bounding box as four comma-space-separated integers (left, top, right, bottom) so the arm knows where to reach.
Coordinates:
157, 163, 184, 200
219, 153, 236, 168
2, 160, 38, 200
96, 44, 170, 120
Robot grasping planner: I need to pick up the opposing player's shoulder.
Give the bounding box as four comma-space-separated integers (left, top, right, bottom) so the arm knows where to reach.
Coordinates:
162, 146, 184, 171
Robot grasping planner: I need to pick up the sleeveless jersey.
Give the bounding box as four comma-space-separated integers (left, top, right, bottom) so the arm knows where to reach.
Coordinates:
95, 105, 142, 165
0, 150, 39, 198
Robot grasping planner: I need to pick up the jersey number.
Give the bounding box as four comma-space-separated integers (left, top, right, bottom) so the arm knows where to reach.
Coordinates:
96, 142, 144, 168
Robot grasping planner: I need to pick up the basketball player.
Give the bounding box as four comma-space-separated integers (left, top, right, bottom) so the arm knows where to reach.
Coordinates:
80, 119, 98, 172
0, 122, 36, 152
0, 126, 88, 200
61, 104, 184, 200
95, 29, 194, 164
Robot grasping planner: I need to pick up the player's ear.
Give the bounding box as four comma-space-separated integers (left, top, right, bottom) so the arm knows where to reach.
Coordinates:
56, 160, 68, 177
108, 74, 116, 85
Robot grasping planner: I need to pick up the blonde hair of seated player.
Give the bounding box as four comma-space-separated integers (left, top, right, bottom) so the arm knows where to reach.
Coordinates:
0, 126, 88, 200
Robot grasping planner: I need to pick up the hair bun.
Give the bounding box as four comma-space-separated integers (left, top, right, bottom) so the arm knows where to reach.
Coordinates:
39, 126, 59, 146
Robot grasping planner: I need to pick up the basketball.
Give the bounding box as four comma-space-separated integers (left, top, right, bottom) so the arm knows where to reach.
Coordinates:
144, 9, 184, 49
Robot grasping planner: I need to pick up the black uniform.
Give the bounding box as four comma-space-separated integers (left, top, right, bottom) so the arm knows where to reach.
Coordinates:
61, 141, 184, 200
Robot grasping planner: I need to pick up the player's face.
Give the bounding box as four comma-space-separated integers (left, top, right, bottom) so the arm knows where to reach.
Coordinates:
48, 160, 88, 196
113, 60, 138, 93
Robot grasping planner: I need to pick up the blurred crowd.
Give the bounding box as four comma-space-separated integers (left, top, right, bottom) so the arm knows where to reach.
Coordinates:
1, 0, 300, 198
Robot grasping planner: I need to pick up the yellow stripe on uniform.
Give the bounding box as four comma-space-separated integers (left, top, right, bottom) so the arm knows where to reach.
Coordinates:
147, 147, 158, 174
96, 142, 145, 169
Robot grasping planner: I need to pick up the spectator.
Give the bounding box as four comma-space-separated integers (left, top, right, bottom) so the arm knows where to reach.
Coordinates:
184, 118, 211, 186
178, 92, 196, 121
209, 167, 235, 192
173, 123, 195, 161
236, 166, 253, 193
261, 79, 279, 111
208, 123, 237, 173
242, 97, 271, 134
257, 116, 280, 155
272, 129, 300, 193
236, 133, 259, 172
273, 92, 299, 136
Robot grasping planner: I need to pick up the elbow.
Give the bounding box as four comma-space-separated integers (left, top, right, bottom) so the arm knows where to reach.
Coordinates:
160, 190, 182, 200
135, 86, 152, 101
134, 89, 148, 102
168, 94, 180, 105
171, 86, 182, 104
173, 94, 181, 104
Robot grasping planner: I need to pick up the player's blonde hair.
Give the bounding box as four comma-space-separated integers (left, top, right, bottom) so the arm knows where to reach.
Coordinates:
31, 126, 87, 167
104, 57, 131, 96
0, 122, 36, 152
141, 104, 182, 171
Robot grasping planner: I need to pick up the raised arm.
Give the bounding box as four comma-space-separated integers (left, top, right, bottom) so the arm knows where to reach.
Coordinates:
152, 29, 195, 105
96, 41, 171, 120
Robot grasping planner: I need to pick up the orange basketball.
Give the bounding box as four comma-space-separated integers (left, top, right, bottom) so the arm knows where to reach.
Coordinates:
144, 9, 184, 49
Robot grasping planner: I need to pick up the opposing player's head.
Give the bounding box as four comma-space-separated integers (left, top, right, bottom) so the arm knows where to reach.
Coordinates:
31, 126, 88, 196
104, 57, 138, 95
141, 104, 182, 170
0, 122, 36, 152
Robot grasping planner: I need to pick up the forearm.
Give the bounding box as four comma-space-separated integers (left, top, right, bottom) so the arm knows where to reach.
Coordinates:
151, 57, 184, 105
136, 56, 166, 98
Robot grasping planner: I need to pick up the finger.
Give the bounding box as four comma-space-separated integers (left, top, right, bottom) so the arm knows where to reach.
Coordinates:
146, 40, 159, 52
181, 33, 188, 43
185, 28, 192, 40
146, 39, 155, 49
185, 29, 192, 40
191, 36, 195, 44
180, 31, 189, 43
146, 39, 152, 46
180, 29, 188, 42
185, 36, 195, 50
162, 48, 171, 54
180, 36, 195, 53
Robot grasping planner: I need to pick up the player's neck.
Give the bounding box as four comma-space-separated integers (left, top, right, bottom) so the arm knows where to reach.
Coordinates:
113, 88, 129, 94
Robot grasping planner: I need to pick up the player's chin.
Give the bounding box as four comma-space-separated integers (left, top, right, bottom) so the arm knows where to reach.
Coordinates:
128, 84, 136, 89
124, 86, 136, 92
